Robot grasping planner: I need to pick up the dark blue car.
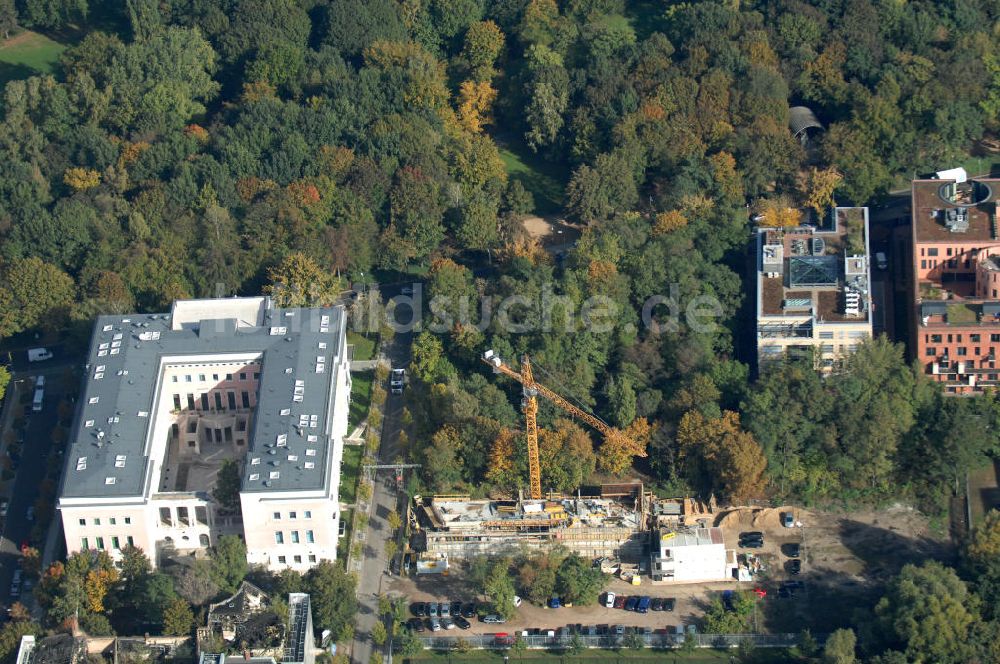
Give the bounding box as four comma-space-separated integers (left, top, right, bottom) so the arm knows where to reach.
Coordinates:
548, 596, 561, 609
625, 596, 639, 611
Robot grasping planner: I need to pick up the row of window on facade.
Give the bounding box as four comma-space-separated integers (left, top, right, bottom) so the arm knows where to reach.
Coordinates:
82, 535, 134, 550
171, 371, 260, 384
920, 259, 975, 270
926, 333, 1000, 343
919, 247, 988, 258
78, 516, 132, 527
274, 510, 312, 520
173, 390, 254, 411
926, 347, 997, 358
274, 530, 315, 544
278, 554, 317, 565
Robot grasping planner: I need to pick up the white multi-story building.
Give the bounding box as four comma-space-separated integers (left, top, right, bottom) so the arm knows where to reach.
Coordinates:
649, 527, 735, 584
755, 207, 874, 372
56, 297, 351, 571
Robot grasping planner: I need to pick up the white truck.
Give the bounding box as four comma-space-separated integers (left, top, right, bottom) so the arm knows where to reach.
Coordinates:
27, 347, 52, 362
32, 387, 44, 412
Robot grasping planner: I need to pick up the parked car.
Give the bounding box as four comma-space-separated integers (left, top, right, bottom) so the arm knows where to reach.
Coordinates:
461, 603, 476, 618
637, 596, 651, 613
787, 559, 802, 575
410, 602, 427, 617
663, 598, 676, 612
625, 596, 639, 611
783, 543, 801, 558
548, 596, 561, 609
427, 602, 438, 617
482, 615, 506, 624
25, 506, 34, 521
739, 531, 763, 540
407, 618, 425, 632
875, 251, 888, 270
686, 624, 698, 635
722, 590, 735, 612
10, 570, 21, 597
450, 601, 462, 616
783, 512, 795, 528
439, 602, 450, 618
613, 624, 625, 635
0, 500, 8, 518
613, 595, 626, 609
442, 617, 455, 630
739, 537, 764, 549
604, 591, 616, 608
430, 618, 441, 632
391, 369, 405, 394
650, 597, 664, 611
454, 615, 471, 630
513, 595, 522, 607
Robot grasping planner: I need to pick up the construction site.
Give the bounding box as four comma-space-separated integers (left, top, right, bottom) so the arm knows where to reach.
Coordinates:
406, 486, 737, 582
402, 350, 732, 581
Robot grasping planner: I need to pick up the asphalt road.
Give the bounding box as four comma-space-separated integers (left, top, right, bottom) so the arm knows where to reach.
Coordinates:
0, 364, 69, 609
351, 290, 414, 664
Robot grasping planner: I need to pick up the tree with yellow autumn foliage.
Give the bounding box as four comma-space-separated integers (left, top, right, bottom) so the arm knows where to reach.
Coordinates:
676, 411, 767, 504
598, 418, 652, 476
486, 427, 519, 490
63, 168, 101, 192
652, 210, 688, 235
801, 167, 842, 214
457, 80, 498, 133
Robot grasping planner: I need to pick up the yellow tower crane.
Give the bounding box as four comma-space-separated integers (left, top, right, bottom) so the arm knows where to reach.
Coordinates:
482, 350, 646, 500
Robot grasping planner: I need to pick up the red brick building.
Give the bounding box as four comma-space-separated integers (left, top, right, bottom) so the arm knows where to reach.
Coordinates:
910, 174, 1000, 393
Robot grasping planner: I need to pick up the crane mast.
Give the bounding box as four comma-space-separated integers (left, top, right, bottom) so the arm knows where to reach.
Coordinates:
482, 350, 644, 500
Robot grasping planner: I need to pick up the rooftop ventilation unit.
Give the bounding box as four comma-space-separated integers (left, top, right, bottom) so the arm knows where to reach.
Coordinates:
811, 237, 825, 255
944, 208, 969, 233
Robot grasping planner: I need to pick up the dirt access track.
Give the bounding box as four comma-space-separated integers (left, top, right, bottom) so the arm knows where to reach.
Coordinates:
386, 506, 953, 635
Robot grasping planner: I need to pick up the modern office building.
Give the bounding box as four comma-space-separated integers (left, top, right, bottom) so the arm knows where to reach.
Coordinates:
755, 207, 874, 371
57, 297, 351, 571
910, 171, 1000, 393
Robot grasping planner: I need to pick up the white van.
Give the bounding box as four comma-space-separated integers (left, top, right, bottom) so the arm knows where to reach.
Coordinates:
875, 252, 888, 270
32, 388, 44, 412
27, 348, 52, 362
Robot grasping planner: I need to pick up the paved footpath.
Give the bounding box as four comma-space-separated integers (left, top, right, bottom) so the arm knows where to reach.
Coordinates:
350, 329, 411, 664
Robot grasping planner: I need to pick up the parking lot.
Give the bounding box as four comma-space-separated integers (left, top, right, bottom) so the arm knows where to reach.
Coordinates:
389, 504, 951, 637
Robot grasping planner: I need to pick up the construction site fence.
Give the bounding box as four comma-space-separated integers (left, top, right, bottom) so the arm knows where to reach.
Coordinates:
409, 632, 809, 651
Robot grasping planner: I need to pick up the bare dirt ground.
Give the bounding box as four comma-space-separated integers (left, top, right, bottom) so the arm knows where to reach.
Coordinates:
385, 506, 953, 636
521, 216, 583, 247
716, 506, 953, 633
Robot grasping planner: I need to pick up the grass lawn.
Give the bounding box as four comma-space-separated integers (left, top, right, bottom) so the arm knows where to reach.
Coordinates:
349, 370, 374, 429
336, 508, 353, 563
347, 331, 377, 361
0, 31, 66, 85
497, 141, 567, 215
947, 303, 978, 324
405, 649, 795, 663
339, 446, 363, 505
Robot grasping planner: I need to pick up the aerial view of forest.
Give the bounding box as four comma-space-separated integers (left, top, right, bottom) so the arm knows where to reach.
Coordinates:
0, 0, 998, 662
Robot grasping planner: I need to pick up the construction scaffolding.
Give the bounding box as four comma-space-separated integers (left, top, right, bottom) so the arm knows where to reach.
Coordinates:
412, 483, 651, 562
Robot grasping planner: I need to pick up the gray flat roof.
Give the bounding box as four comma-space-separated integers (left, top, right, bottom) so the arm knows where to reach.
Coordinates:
60, 298, 346, 499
